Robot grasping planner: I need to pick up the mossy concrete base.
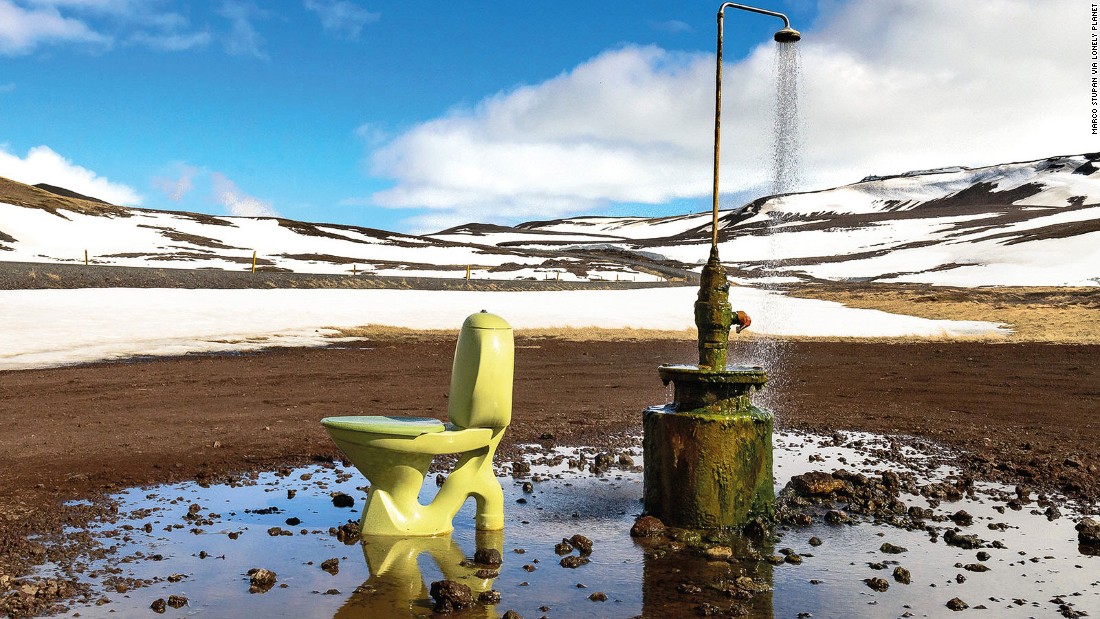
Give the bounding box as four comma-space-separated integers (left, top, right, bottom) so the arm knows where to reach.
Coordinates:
643, 404, 774, 529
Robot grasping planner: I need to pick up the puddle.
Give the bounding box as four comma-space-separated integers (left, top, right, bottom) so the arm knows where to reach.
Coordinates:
35, 432, 1100, 618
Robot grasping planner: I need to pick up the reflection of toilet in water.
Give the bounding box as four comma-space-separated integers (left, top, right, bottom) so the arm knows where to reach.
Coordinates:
333, 530, 503, 619
322, 311, 513, 536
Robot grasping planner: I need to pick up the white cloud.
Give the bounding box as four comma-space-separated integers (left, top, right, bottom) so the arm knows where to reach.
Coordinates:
210, 172, 277, 217
152, 162, 199, 202
0, 0, 110, 55
304, 0, 378, 39
219, 0, 267, 59
0, 144, 142, 205
365, 0, 1097, 231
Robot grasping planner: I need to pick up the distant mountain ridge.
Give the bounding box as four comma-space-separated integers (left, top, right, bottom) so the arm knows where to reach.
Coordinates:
2, 153, 1098, 287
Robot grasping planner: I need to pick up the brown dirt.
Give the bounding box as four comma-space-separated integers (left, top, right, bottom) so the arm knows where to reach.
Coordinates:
1, 335, 1099, 611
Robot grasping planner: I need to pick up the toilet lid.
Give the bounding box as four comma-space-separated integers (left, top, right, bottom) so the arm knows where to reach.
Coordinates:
321, 415, 446, 437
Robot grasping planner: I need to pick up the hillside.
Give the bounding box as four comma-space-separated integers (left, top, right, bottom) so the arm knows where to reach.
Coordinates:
2, 153, 1098, 287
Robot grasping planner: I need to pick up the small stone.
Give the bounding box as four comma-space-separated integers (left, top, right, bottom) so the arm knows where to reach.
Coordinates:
166, 595, 188, 609
865, 577, 890, 592
511, 461, 531, 476
588, 592, 608, 602
474, 547, 502, 566
1076, 517, 1100, 546
569, 534, 593, 555
705, 546, 733, 561
880, 542, 908, 554
784, 553, 803, 565
522, 564, 536, 572
618, 454, 634, 467
893, 567, 911, 584
554, 541, 573, 556
976, 551, 991, 561
285, 517, 301, 526
502, 611, 523, 619
825, 510, 849, 524
946, 597, 969, 611
790, 471, 847, 497
963, 563, 990, 572
331, 493, 354, 508
247, 568, 277, 593
808, 536, 822, 547
630, 515, 666, 538
436, 473, 446, 487
955, 574, 966, 583
944, 529, 983, 549
950, 510, 973, 526
478, 590, 501, 604
320, 558, 339, 575
150, 598, 166, 613
522, 481, 534, 493
287, 489, 297, 499
430, 580, 474, 613
560, 555, 589, 569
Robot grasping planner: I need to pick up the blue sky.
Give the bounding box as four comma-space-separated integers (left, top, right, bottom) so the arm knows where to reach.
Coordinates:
0, 0, 1093, 233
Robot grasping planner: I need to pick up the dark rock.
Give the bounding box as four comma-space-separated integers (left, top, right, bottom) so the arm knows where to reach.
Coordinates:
150, 598, 166, 613
335, 521, 360, 544
477, 590, 501, 604
1076, 517, 1100, 546
790, 471, 847, 497
511, 461, 531, 476
946, 597, 969, 611
950, 510, 973, 526
266, 527, 292, 537
502, 611, 523, 619
963, 563, 990, 572
808, 536, 822, 547
588, 591, 608, 601
976, 551, 991, 561
944, 529, 983, 549
285, 517, 301, 526
436, 473, 446, 486
880, 542, 907, 554
320, 558, 339, 575
522, 481, 534, 493
554, 541, 573, 555
560, 555, 589, 569
631, 515, 666, 538
331, 493, 354, 508
166, 595, 188, 608
893, 566, 911, 584
474, 547, 502, 566
825, 510, 849, 524
429, 580, 474, 613
865, 577, 889, 592
247, 568, 277, 594
955, 573, 966, 583
570, 534, 593, 555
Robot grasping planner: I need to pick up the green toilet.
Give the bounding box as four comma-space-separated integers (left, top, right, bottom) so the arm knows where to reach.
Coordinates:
322, 311, 513, 536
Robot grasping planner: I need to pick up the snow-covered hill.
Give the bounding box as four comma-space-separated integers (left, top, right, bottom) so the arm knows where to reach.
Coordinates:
2, 153, 1098, 287
434, 154, 1100, 287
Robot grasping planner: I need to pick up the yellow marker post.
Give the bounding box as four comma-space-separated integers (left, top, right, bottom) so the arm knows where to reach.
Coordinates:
251, 251, 257, 273
465, 265, 471, 281
352, 264, 358, 276
84, 250, 88, 266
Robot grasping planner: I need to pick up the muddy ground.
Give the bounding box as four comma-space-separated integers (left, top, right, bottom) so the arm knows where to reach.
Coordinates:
2, 335, 1098, 605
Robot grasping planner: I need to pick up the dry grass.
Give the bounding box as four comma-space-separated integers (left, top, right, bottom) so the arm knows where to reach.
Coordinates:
784, 284, 1100, 344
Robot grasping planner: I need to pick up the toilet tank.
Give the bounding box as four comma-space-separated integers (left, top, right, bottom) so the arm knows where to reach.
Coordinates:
448, 311, 514, 429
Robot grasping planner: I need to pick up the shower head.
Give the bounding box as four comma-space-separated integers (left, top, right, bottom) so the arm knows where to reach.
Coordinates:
773, 27, 801, 42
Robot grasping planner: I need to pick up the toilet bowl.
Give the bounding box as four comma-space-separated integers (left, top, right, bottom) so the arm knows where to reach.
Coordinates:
321, 311, 513, 536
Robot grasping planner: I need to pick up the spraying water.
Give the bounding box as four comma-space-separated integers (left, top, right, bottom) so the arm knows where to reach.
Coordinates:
737, 39, 803, 409
772, 40, 802, 196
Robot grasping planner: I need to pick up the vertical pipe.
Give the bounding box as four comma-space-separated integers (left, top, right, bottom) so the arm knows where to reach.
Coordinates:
251, 250, 257, 273
711, 10, 725, 250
